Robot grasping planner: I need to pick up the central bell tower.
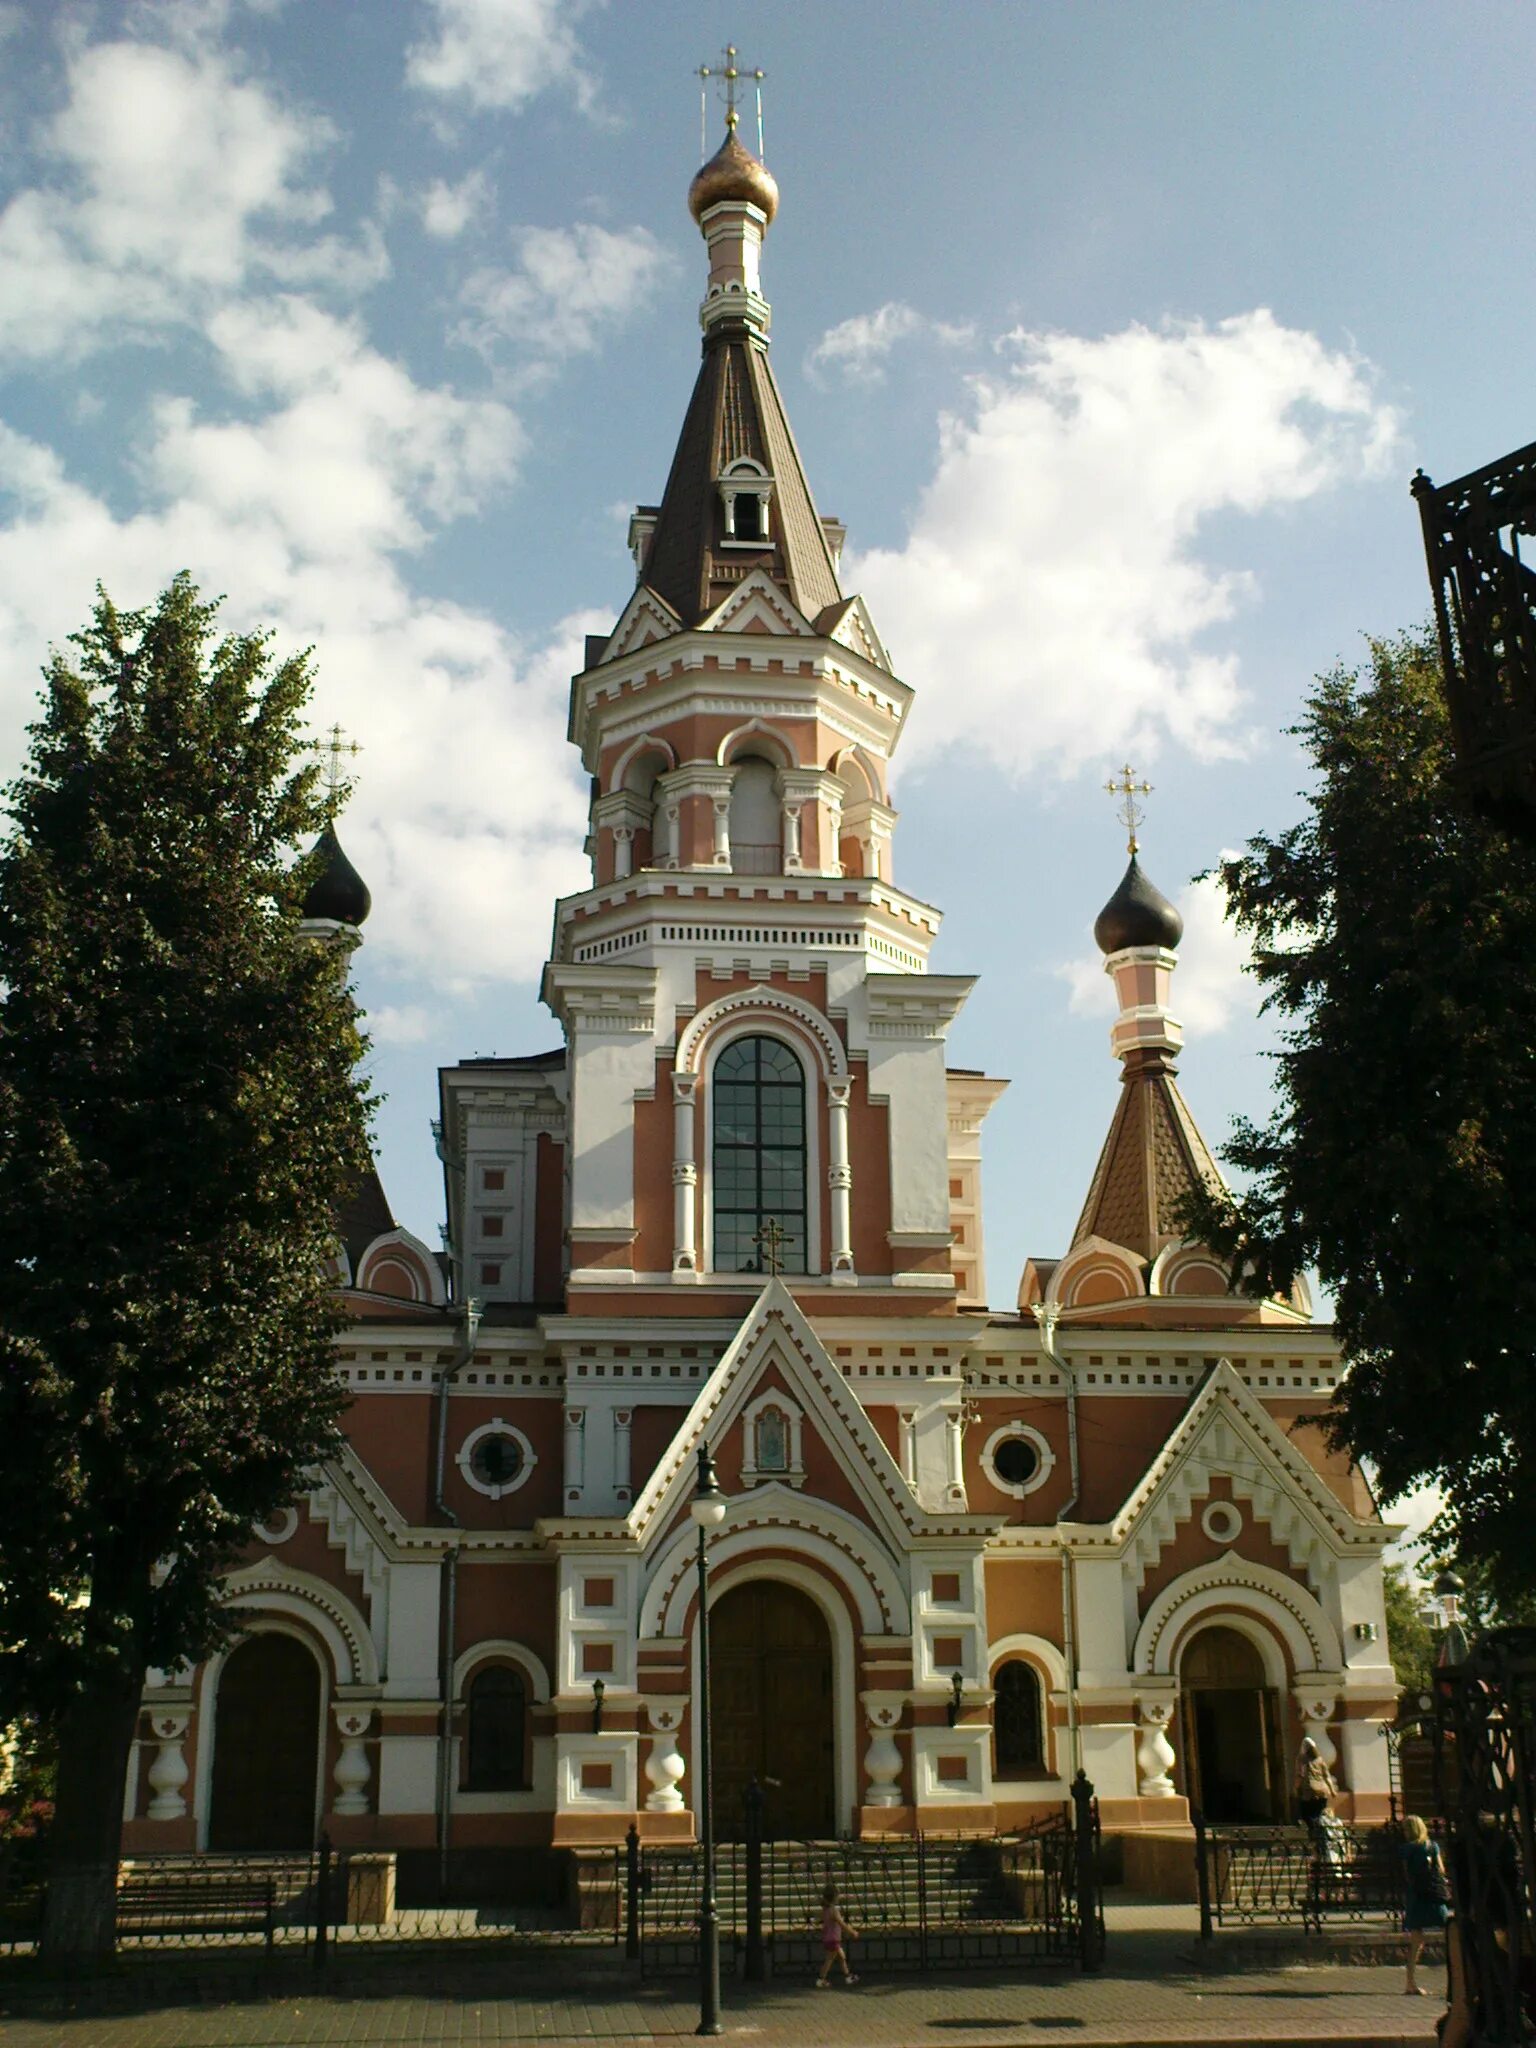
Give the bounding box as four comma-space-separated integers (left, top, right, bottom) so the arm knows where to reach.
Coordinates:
444, 120, 1006, 1320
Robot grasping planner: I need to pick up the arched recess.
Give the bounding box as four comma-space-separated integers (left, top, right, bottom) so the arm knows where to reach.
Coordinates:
357, 1228, 446, 1306
1047, 1238, 1146, 1311
717, 718, 796, 769
1132, 1556, 1344, 1680
194, 1611, 340, 1849
612, 732, 678, 869
830, 746, 880, 876
1149, 1244, 1233, 1298
727, 756, 782, 873
676, 986, 848, 1083
222, 1561, 380, 1687
452, 1639, 552, 1704
640, 1490, 909, 1641
989, 1632, 1067, 1780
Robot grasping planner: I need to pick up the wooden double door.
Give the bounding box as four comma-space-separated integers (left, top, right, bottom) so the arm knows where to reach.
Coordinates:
710, 1581, 835, 1839
207, 1632, 322, 1851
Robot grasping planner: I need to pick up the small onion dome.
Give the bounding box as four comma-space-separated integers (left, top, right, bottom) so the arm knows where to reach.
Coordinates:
301, 822, 372, 927
1093, 855, 1183, 956
688, 127, 779, 227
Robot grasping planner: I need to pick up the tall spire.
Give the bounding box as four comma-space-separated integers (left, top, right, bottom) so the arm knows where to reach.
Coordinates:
633, 100, 841, 628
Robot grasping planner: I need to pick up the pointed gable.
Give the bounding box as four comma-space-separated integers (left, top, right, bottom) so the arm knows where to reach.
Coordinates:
815, 595, 891, 673
599, 585, 684, 665
701, 568, 815, 638
627, 1279, 996, 1556
640, 333, 843, 629
1109, 1359, 1383, 1593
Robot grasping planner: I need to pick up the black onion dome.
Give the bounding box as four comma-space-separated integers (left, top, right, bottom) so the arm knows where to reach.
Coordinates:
1093, 855, 1182, 955
301, 822, 371, 927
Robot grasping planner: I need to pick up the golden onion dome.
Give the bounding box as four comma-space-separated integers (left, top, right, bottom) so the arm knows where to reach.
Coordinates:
687, 126, 779, 227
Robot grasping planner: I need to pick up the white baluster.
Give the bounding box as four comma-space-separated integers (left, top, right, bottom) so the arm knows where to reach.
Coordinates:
1136, 1700, 1177, 1797
643, 1699, 688, 1812
146, 1710, 191, 1821
861, 1692, 904, 1808
827, 1078, 854, 1277
333, 1708, 373, 1816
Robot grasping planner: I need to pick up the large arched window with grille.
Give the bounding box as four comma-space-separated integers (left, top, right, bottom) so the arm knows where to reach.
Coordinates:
466, 1665, 529, 1790
711, 1035, 808, 1273
993, 1660, 1044, 1778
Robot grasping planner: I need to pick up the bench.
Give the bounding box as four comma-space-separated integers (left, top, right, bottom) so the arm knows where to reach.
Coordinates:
115, 1871, 280, 1948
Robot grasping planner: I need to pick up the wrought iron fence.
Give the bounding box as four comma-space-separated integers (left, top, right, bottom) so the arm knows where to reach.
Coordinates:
633, 1775, 1103, 1980
0, 1841, 625, 1959
1192, 1811, 1425, 1939
1433, 1624, 1536, 2045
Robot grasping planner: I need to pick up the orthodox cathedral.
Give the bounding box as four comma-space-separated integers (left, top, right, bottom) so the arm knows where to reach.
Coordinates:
123, 116, 1396, 1881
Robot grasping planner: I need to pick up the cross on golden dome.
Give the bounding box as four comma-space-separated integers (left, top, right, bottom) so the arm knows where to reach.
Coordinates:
698, 43, 765, 152
1105, 763, 1153, 856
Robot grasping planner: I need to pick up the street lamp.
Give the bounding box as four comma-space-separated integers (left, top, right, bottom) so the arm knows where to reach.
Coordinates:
690, 1443, 728, 2037
1433, 1567, 1469, 1669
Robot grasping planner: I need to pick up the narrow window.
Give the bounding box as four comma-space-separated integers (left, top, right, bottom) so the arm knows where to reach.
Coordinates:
736, 493, 766, 541
712, 1035, 808, 1273
466, 1665, 528, 1790
755, 1407, 789, 1471
993, 1660, 1044, 1777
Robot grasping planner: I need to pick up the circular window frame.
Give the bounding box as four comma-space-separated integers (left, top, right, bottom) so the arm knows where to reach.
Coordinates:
253, 1506, 298, 1546
458, 1419, 537, 1501
1201, 1499, 1243, 1545
981, 1423, 1055, 1500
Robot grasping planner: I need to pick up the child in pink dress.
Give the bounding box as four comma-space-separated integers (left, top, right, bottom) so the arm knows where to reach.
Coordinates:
815, 1885, 859, 1987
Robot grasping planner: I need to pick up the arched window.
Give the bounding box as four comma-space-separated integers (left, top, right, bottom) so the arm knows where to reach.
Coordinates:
712, 1035, 808, 1273
466, 1665, 528, 1791
993, 1660, 1044, 1778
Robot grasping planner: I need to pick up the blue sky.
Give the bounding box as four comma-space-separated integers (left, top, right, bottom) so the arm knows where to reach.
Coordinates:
1, 0, 1530, 1404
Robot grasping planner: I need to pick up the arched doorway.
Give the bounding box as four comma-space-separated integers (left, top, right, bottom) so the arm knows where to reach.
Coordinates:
208, 1631, 323, 1850
1178, 1623, 1282, 1822
710, 1581, 834, 1838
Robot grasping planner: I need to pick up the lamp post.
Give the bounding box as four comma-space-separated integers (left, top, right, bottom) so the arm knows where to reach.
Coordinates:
690, 1443, 728, 2037
1433, 1567, 1469, 1669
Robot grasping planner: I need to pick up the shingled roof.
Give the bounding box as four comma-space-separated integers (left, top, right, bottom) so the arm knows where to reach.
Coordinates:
641, 326, 844, 628
1069, 1050, 1225, 1263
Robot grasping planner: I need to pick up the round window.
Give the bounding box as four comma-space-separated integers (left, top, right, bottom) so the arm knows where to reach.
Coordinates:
470, 1432, 524, 1490
992, 1436, 1040, 1488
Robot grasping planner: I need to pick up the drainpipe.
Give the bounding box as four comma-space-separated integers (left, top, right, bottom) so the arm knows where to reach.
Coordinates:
1032, 1301, 1082, 1780
433, 1297, 481, 1898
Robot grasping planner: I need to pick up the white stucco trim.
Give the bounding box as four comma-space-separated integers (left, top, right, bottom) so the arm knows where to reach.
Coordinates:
222, 1562, 379, 1687
1133, 1557, 1345, 1679
452, 1639, 552, 1704
676, 984, 849, 1082
988, 1632, 1069, 1694
642, 1495, 907, 1640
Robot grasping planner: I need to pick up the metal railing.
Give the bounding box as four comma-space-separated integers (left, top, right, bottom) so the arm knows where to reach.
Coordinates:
0, 1840, 625, 1959
632, 1773, 1103, 1979
1192, 1811, 1425, 1938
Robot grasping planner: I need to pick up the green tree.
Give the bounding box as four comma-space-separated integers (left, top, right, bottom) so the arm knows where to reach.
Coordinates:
1185, 630, 1536, 1601
1382, 1562, 1436, 1699
0, 576, 373, 1963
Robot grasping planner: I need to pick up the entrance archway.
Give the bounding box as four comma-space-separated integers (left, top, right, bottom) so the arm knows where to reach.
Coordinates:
1178, 1623, 1282, 1822
710, 1580, 834, 1838
208, 1631, 322, 1850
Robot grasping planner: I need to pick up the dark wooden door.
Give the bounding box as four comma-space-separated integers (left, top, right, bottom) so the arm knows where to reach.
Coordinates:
710, 1582, 834, 1838
208, 1632, 321, 1850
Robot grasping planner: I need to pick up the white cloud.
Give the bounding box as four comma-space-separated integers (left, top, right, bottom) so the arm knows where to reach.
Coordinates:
1058, 864, 1254, 1037
421, 170, 492, 240
853, 311, 1399, 778
458, 223, 674, 368
406, 0, 592, 113
367, 1004, 438, 1047
0, 34, 363, 363
0, 312, 590, 987
805, 301, 974, 387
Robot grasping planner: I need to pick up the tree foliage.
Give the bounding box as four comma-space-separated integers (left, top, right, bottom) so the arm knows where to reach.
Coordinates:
1382, 1562, 1436, 1700
0, 575, 373, 1952
1184, 629, 1536, 1596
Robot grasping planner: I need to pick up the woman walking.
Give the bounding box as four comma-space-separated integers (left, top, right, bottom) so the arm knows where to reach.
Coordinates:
1399, 1814, 1449, 1996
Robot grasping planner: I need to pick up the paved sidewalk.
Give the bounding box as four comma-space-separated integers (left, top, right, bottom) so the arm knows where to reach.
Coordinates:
0, 1901, 1445, 2048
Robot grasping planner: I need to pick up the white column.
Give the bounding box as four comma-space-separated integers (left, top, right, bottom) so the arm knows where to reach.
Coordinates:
945, 1408, 966, 1505
643, 1698, 688, 1812
333, 1706, 373, 1816
672, 1072, 698, 1273
898, 1409, 918, 1489
827, 1078, 854, 1280
1135, 1699, 1178, 1797
661, 798, 680, 868
146, 1708, 191, 1821
612, 825, 634, 881
781, 799, 803, 874
564, 1409, 586, 1504
711, 794, 731, 867
613, 1408, 633, 1504
861, 1692, 904, 1808
824, 787, 845, 875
